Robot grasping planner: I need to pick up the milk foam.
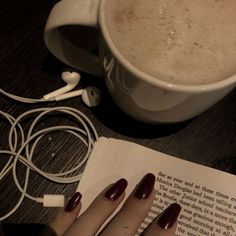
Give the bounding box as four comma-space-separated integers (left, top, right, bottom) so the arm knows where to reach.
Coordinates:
105, 0, 236, 85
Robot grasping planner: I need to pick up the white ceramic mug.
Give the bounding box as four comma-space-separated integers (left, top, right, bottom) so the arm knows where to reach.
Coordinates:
44, 0, 236, 123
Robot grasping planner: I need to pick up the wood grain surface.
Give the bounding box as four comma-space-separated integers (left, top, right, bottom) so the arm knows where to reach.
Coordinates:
0, 0, 235, 226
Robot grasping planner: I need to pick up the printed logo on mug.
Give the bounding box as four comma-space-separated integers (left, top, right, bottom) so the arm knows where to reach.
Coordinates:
44, 0, 236, 123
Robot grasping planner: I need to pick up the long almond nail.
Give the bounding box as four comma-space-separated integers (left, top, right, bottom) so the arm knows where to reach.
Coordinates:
65, 192, 82, 212
158, 203, 181, 229
105, 178, 128, 201
134, 173, 156, 200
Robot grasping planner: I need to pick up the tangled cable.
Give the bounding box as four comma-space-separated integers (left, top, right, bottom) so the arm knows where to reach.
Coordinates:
0, 106, 98, 221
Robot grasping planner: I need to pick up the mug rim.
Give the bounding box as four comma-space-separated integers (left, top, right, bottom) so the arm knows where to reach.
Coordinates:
99, 0, 236, 93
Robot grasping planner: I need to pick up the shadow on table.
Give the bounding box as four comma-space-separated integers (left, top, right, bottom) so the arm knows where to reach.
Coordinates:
92, 84, 193, 138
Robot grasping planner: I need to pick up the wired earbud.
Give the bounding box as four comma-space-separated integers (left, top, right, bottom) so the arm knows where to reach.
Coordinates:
0, 68, 101, 106
54, 86, 101, 107
43, 68, 81, 99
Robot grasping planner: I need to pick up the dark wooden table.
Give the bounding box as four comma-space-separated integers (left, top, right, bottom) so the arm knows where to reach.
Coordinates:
0, 0, 235, 227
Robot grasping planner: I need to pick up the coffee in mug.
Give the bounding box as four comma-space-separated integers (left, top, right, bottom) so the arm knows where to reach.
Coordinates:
105, 0, 236, 85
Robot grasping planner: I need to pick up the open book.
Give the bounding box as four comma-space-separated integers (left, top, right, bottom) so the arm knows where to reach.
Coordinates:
77, 137, 236, 235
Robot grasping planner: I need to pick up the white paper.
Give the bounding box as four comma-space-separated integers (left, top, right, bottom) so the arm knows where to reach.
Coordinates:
77, 137, 236, 235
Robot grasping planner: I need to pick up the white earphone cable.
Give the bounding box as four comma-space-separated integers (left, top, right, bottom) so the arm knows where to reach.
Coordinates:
0, 88, 55, 103
0, 106, 98, 221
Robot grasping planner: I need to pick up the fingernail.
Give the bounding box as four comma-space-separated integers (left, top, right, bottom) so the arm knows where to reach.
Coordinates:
158, 203, 181, 229
134, 173, 155, 200
105, 178, 128, 201
65, 192, 82, 212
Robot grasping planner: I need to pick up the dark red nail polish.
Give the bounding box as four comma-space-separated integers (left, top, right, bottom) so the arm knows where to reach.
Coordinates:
105, 178, 128, 201
134, 173, 155, 200
65, 192, 82, 212
158, 203, 181, 229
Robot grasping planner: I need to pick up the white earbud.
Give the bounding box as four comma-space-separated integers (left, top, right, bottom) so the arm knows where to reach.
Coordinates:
54, 86, 101, 107
43, 68, 81, 99
81, 86, 101, 107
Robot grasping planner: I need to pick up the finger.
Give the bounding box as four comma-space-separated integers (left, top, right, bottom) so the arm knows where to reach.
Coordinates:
64, 178, 128, 236
142, 203, 181, 236
49, 192, 82, 236
100, 173, 156, 236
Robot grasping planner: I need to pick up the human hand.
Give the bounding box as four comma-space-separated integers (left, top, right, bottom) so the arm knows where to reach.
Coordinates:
45, 173, 181, 236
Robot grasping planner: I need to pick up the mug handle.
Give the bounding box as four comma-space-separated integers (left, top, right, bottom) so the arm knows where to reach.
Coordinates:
44, 0, 103, 76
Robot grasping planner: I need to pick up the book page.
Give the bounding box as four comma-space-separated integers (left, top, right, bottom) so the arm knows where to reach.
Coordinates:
77, 137, 236, 235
